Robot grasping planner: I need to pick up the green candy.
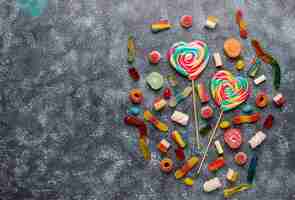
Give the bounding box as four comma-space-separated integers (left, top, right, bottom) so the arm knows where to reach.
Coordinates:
146, 72, 164, 90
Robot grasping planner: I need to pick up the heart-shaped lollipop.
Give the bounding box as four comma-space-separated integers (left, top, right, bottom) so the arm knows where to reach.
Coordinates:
211, 70, 249, 112
167, 40, 210, 80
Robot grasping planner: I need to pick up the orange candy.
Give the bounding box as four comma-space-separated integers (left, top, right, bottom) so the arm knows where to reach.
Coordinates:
224, 38, 242, 58
129, 88, 143, 104
255, 92, 268, 108
160, 158, 173, 173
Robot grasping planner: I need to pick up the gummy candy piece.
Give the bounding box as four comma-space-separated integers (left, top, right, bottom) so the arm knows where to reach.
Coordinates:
129, 88, 143, 104
160, 158, 173, 173
127, 106, 141, 116
148, 50, 161, 64
124, 115, 148, 138
200, 105, 214, 119
224, 37, 242, 58
214, 140, 224, 155
175, 156, 199, 179
169, 86, 192, 107
183, 177, 194, 186
153, 97, 167, 111
273, 93, 285, 107
255, 92, 268, 108
235, 9, 248, 39
247, 154, 258, 183
127, 35, 135, 64
180, 15, 193, 28
254, 75, 266, 85
219, 120, 230, 129
205, 16, 218, 29
242, 104, 253, 113
234, 152, 248, 166
146, 72, 164, 90
251, 39, 281, 89
200, 124, 212, 135
171, 130, 186, 148
248, 131, 266, 149
232, 113, 261, 125
197, 82, 210, 103
151, 20, 171, 33
139, 138, 151, 160
247, 57, 261, 78
224, 128, 242, 149
226, 168, 239, 183
163, 87, 172, 99
203, 177, 222, 192
143, 110, 168, 132
128, 67, 140, 81
224, 183, 252, 198
235, 59, 245, 70
175, 147, 185, 161
157, 139, 171, 153
208, 157, 225, 172
213, 52, 223, 68
171, 110, 189, 126
263, 114, 274, 129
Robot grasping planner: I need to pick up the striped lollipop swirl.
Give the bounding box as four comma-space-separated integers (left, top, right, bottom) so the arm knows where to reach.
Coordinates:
167, 40, 210, 80
211, 70, 249, 112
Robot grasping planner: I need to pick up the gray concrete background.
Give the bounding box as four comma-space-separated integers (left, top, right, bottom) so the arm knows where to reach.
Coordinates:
0, 0, 295, 199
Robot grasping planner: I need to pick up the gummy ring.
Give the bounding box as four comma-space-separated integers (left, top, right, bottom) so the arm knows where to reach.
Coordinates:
224, 128, 242, 149
129, 89, 143, 104
234, 151, 248, 166
160, 158, 173, 173
200, 105, 214, 119
255, 92, 268, 108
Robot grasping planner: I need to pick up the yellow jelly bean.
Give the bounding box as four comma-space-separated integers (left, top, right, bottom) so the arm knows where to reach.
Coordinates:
183, 177, 194, 186
220, 120, 231, 129
235, 59, 245, 71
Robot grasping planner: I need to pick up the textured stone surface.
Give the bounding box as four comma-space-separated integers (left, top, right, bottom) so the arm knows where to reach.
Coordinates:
0, 0, 295, 199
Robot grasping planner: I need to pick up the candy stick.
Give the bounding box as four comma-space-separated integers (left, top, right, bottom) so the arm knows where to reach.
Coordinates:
191, 79, 200, 150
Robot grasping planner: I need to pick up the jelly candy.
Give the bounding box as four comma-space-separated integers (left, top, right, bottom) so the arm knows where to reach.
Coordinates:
167, 74, 178, 87
263, 114, 274, 129
127, 106, 140, 116
175, 156, 199, 179
153, 97, 167, 111
160, 158, 173, 173
251, 39, 281, 89
224, 37, 242, 58
208, 157, 225, 172
200, 105, 214, 119
205, 16, 219, 29
180, 15, 193, 29
148, 50, 161, 64
224, 184, 252, 198
157, 139, 171, 153
226, 168, 239, 183
197, 82, 210, 103
129, 88, 143, 104
248, 131, 266, 149
242, 104, 253, 113
235, 9, 248, 39
163, 87, 172, 99
151, 20, 171, 33
235, 59, 245, 70
200, 123, 212, 136
219, 120, 230, 129
255, 92, 268, 108
247, 57, 261, 78
128, 67, 140, 81
143, 110, 168, 132
139, 138, 151, 160
247, 153, 258, 183
232, 113, 261, 125
171, 110, 189, 126
146, 72, 164, 90
214, 140, 224, 155
213, 52, 223, 68
124, 115, 147, 138
171, 130, 186, 148
203, 177, 222, 192
224, 128, 242, 149
234, 152, 248, 166
254, 74, 266, 85
183, 177, 194, 186
169, 86, 192, 107
175, 147, 185, 161
273, 93, 285, 107
127, 35, 135, 64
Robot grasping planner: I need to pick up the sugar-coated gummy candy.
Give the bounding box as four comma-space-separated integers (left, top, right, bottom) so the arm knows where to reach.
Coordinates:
180, 15, 193, 28
226, 168, 239, 183
224, 128, 242, 149
171, 130, 186, 148
171, 110, 189, 126
273, 93, 285, 107
175, 147, 185, 161
248, 131, 266, 149
175, 156, 199, 179
254, 74, 266, 85
153, 97, 167, 111
242, 104, 253, 113
124, 115, 147, 138
263, 114, 274, 129
139, 138, 151, 160
183, 177, 194, 186
213, 52, 223, 68
144, 110, 168, 132
205, 16, 218, 29
224, 184, 252, 198
127, 106, 141, 116
235, 59, 245, 70
163, 87, 172, 99
128, 67, 140, 81
200, 105, 214, 119
232, 113, 260, 125
157, 139, 171, 153
234, 152, 248, 166
220, 120, 230, 129
208, 157, 225, 172
203, 177, 222, 192
223, 37, 242, 58
148, 50, 161, 64
160, 158, 173, 173
129, 88, 143, 104
214, 140, 224, 155
247, 57, 261, 78
151, 20, 171, 33
146, 72, 164, 90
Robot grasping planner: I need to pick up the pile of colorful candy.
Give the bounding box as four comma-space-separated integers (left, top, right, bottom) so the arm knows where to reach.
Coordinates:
124, 10, 285, 198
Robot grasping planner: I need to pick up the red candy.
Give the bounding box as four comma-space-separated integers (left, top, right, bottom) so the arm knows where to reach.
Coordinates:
148, 50, 161, 64
124, 115, 147, 138
200, 105, 214, 119
224, 128, 242, 149
128, 67, 140, 81
263, 114, 274, 129
163, 87, 172, 99
175, 147, 185, 161
208, 157, 225, 172
234, 152, 248, 166
180, 15, 193, 28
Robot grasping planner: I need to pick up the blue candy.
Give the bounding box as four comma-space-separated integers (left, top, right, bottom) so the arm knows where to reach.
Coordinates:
242, 104, 253, 113
127, 106, 141, 116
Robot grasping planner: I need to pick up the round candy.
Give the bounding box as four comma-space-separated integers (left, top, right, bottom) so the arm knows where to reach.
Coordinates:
167, 40, 210, 80
183, 177, 194, 186
200, 105, 214, 119
129, 89, 143, 104
235, 59, 245, 70
224, 38, 242, 58
224, 128, 242, 149
242, 104, 253, 113
180, 15, 193, 28
255, 92, 268, 108
160, 158, 173, 173
163, 87, 172, 99
127, 106, 141, 115
220, 120, 230, 129
234, 152, 248, 166
146, 72, 164, 90
148, 50, 161, 64
211, 70, 249, 111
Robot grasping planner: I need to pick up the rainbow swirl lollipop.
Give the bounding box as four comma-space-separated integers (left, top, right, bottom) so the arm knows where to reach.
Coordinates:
211, 70, 249, 111
167, 40, 210, 80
